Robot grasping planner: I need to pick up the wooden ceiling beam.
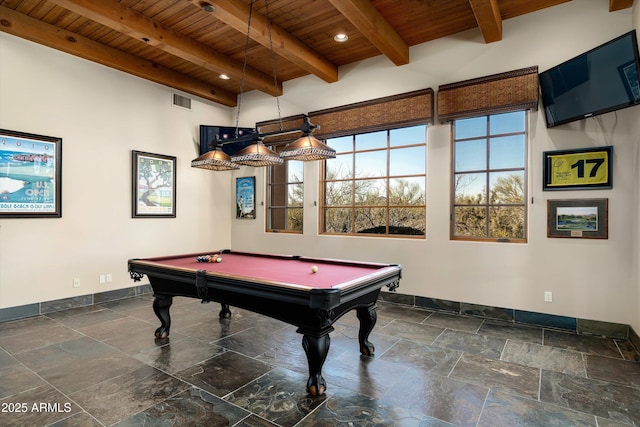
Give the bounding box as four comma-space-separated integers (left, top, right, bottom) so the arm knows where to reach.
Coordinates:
468, 0, 502, 43
609, 0, 634, 12
48, 0, 280, 96
0, 5, 237, 106
328, 0, 409, 66
190, 0, 338, 83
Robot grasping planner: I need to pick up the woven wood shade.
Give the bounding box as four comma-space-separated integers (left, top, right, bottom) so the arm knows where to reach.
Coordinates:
437, 66, 539, 123
308, 89, 434, 139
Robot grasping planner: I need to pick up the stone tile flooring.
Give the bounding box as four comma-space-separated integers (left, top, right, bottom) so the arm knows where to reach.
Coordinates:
1, 295, 639, 426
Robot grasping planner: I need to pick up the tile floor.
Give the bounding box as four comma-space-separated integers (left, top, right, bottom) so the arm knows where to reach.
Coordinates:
1, 295, 639, 426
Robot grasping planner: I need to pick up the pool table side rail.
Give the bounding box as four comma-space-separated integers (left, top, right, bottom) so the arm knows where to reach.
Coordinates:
128, 251, 401, 293
129, 259, 402, 310
128, 258, 400, 293
133, 249, 395, 269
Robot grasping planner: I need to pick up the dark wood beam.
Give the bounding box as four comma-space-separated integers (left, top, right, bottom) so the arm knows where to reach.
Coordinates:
609, 0, 634, 11
328, 0, 409, 66
48, 0, 280, 96
468, 0, 502, 43
0, 6, 236, 106
189, 0, 338, 83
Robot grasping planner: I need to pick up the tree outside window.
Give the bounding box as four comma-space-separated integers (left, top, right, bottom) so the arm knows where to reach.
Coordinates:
322, 125, 427, 237
452, 111, 527, 241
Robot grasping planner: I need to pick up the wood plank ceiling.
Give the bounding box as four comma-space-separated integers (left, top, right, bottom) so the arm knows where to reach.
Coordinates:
0, 0, 635, 107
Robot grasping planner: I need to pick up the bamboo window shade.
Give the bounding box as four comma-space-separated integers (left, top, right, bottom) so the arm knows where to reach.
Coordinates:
437, 66, 539, 123
308, 88, 434, 139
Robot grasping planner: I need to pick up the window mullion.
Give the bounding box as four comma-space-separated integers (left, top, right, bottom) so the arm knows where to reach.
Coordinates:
322, 125, 426, 237
451, 111, 527, 241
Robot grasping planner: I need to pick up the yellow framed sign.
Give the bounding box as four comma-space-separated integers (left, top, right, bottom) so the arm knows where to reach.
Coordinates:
543, 146, 612, 190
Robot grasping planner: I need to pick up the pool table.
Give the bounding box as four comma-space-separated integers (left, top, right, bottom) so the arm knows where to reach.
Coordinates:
128, 249, 401, 396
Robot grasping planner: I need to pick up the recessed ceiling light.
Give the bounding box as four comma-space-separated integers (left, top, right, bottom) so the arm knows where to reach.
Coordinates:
219, 74, 230, 80
200, 2, 215, 13
334, 33, 348, 43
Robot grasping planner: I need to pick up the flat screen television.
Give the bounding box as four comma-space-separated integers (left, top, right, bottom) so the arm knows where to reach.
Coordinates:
199, 125, 256, 155
539, 30, 640, 128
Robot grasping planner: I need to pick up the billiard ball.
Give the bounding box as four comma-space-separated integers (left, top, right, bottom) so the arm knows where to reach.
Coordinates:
311, 266, 318, 273
215, 256, 222, 263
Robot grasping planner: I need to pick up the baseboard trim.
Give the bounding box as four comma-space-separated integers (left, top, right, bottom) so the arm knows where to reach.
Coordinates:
379, 292, 639, 350
1, 287, 638, 355
0, 285, 152, 322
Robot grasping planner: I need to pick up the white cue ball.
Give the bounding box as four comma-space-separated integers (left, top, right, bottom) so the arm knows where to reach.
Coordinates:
215, 256, 222, 262
311, 265, 318, 273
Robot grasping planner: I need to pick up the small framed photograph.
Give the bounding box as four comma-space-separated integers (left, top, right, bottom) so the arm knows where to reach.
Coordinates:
236, 176, 256, 219
543, 146, 612, 191
0, 129, 62, 218
132, 151, 176, 218
547, 199, 608, 239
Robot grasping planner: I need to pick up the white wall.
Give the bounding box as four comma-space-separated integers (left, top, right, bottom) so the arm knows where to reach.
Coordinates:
0, 33, 234, 308
230, 0, 640, 329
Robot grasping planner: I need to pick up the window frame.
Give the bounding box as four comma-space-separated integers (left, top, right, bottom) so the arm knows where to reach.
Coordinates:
266, 145, 304, 234
450, 111, 529, 243
320, 124, 427, 239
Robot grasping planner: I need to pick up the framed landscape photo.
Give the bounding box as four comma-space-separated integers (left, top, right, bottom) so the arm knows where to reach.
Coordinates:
236, 176, 255, 219
543, 146, 612, 191
547, 199, 608, 239
132, 151, 176, 218
0, 129, 62, 218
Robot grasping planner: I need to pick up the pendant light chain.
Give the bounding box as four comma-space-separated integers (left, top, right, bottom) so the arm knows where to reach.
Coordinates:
265, 0, 283, 132
235, 0, 254, 137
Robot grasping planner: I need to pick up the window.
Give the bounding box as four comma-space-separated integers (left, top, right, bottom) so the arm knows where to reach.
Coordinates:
267, 146, 303, 232
321, 125, 426, 237
451, 111, 527, 241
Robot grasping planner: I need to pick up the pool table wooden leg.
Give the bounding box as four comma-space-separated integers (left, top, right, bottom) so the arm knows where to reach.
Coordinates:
302, 334, 330, 396
356, 304, 377, 356
219, 303, 231, 319
152, 295, 173, 338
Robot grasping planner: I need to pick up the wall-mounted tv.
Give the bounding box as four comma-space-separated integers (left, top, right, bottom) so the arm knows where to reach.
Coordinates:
539, 30, 640, 128
199, 125, 256, 155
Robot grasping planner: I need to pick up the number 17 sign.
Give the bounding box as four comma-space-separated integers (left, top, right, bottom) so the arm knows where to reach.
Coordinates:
543, 146, 612, 191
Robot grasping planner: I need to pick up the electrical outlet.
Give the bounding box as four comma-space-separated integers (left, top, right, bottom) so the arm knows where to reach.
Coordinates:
100, 274, 106, 284
106, 274, 112, 283
544, 291, 553, 302
73, 278, 80, 288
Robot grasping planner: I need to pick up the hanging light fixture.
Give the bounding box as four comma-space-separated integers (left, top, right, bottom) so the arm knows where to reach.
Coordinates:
230, 140, 283, 166
191, 143, 240, 171
191, 0, 334, 170
279, 116, 336, 161
228, 0, 283, 167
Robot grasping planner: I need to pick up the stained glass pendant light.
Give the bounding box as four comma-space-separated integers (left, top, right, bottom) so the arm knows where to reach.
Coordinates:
191, 147, 240, 171
231, 141, 283, 166
279, 115, 335, 161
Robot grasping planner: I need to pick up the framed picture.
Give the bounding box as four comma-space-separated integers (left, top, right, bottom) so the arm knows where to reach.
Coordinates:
0, 129, 62, 218
543, 146, 612, 191
618, 61, 640, 102
132, 151, 176, 218
236, 176, 256, 219
547, 199, 608, 239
